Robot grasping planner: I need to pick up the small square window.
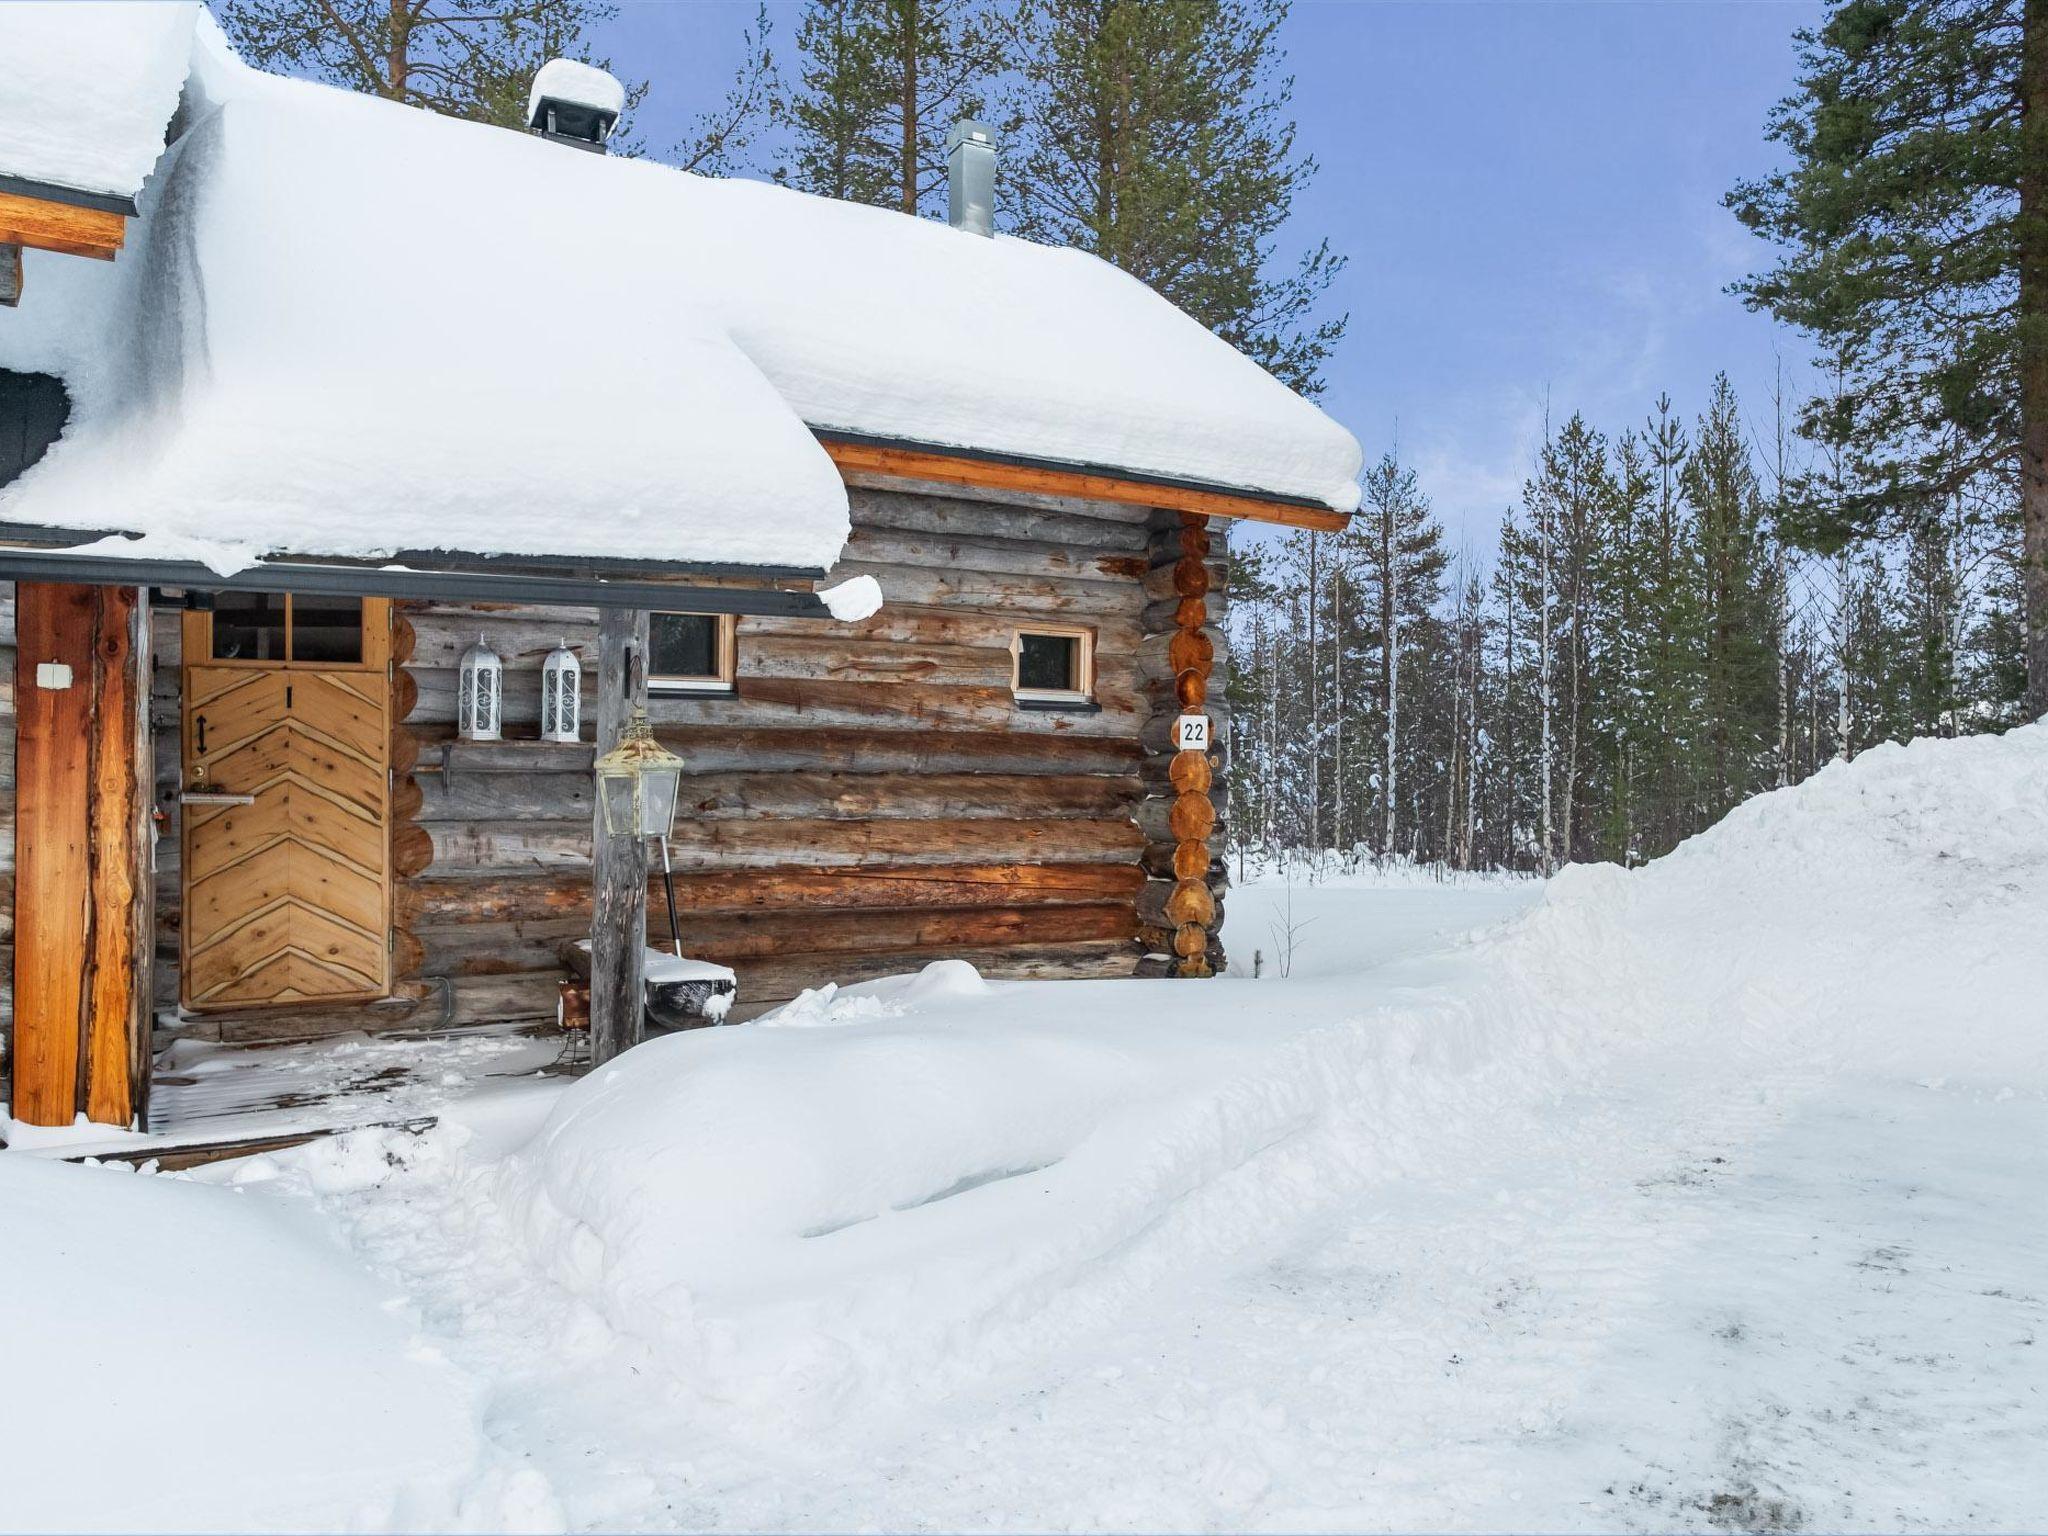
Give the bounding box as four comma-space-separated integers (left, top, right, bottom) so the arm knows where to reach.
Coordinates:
1012, 626, 1094, 705
649, 611, 737, 692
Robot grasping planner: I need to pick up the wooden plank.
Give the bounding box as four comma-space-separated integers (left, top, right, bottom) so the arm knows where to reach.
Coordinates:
818, 435, 1349, 533
0, 192, 124, 261
589, 607, 648, 1066
727, 938, 1140, 1014
11, 583, 96, 1125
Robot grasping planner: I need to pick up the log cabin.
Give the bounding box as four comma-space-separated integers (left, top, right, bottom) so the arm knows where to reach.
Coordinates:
0, 4, 1361, 1136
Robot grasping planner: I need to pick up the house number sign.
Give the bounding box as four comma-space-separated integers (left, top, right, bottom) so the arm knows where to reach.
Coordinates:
1173, 714, 1210, 752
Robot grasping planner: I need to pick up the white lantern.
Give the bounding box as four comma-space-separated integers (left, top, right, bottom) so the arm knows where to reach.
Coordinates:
540, 640, 582, 743
595, 707, 685, 838
458, 635, 503, 742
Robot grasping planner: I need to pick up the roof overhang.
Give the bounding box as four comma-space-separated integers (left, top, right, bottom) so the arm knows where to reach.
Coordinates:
0, 174, 133, 262
815, 428, 1351, 533
0, 532, 836, 616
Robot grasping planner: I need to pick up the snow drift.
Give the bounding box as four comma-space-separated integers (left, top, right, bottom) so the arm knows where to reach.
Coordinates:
488, 725, 2048, 1425
0, 1152, 560, 1532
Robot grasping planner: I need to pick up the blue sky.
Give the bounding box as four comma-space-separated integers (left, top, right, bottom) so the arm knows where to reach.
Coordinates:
595, 0, 1824, 554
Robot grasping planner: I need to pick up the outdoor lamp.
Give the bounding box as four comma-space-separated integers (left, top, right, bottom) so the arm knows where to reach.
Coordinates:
457, 635, 503, 742
540, 641, 582, 743
595, 707, 685, 838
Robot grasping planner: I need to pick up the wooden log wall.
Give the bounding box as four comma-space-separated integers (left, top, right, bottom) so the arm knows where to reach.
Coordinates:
138, 479, 1230, 1043
1135, 512, 1230, 976
386, 484, 1160, 1023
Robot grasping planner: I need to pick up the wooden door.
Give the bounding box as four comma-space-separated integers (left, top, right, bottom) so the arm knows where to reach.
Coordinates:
180, 598, 392, 1011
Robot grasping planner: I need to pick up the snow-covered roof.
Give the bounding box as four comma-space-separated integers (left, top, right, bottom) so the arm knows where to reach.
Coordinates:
0, 7, 1359, 578
0, 3, 199, 202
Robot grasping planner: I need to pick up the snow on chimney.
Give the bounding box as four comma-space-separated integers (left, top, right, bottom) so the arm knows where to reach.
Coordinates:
527, 59, 624, 153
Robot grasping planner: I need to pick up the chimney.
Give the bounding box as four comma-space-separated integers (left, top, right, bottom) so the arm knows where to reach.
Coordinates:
527, 58, 624, 153
945, 120, 997, 236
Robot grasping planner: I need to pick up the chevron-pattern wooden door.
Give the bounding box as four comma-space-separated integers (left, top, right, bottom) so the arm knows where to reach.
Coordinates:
181, 664, 391, 1009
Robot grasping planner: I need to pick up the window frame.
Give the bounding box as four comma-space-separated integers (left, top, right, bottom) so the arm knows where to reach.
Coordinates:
647, 610, 739, 695
182, 595, 392, 672
1010, 623, 1096, 707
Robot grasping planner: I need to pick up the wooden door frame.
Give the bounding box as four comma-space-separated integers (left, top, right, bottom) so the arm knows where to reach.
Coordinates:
177, 597, 395, 1014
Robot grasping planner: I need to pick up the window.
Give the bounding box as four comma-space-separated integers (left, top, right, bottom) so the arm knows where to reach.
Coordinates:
1011, 625, 1094, 706
202, 593, 381, 667
649, 611, 737, 692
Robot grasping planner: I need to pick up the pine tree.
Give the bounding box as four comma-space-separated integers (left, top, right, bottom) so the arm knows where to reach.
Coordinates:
1007, 0, 1346, 393
1728, 0, 2048, 721
778, 0, 1006, 213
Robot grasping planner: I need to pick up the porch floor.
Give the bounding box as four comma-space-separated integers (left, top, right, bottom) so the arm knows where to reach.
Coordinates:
3, 1022, 579, 1167
150, 1017, 576, 1134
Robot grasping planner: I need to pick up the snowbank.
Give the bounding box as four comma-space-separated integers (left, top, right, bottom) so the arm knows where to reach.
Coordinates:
0, 10, 1357, 579
0, 3, 198, 199
485, 726, 2048, 1430
0, 1153, 560, 1532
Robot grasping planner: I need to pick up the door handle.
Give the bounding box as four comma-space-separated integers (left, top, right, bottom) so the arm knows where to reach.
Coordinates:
196, 713, 207, 754
181, 791, 256, 806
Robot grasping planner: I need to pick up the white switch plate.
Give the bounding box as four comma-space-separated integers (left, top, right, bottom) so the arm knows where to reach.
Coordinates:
35, 662, 73, 690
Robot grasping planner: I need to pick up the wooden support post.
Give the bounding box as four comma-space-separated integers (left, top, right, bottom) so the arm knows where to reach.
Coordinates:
12, 583, 151, 1127
590, 605, 649, 1067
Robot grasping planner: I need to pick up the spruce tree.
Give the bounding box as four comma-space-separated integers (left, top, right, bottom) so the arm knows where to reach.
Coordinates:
1728, 0, 2048, 720
1685, 376, 1784, 814
1007, 0, 1346, 393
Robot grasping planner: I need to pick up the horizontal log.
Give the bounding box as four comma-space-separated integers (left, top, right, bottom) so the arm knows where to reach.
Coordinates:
645, 677, 1145, 738
399, 861, 1145, 925
847, 486, 1154, 551
829, 561, 1145, 618
398, 722, 1150, 778
422, 814, 1145, 875
742, 603, 1147, 657
726, 938, 1141, 1014
845, 527, 1151, 585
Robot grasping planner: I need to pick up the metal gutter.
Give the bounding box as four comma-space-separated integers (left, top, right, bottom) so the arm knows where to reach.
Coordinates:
0, 522, 828, 583
0, 548, 835, 617
0, 174, 140, 218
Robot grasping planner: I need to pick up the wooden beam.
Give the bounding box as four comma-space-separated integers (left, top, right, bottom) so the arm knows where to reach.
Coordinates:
1, 243, 21, 308
589, 607, 650, 1066
0, 191, 125, 261
84, 587, 150, 1126
13, 583, 97, 1126
817, 436, 1350, 533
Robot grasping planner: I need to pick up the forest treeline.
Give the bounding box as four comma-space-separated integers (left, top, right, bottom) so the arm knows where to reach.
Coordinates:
1227, 372, 2029, 874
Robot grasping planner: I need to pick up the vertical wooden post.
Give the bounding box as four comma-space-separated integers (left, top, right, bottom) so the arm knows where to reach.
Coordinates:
590, 605, 649, 1067
12, 582, 150, 1127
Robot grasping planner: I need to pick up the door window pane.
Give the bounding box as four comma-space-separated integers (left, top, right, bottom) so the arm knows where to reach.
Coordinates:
212, 592, 287, 661
290, 596, 363, 663
651, 612, 720, 681
1017, 631, 1080, 693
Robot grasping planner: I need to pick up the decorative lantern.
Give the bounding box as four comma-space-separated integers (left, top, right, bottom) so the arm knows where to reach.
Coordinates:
595, 707, 685, 839
457, 635, 503, 742
540, 640, 582, 743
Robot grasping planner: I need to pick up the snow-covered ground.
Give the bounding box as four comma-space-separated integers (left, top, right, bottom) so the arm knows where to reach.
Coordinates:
5, 727, 2046, 1532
